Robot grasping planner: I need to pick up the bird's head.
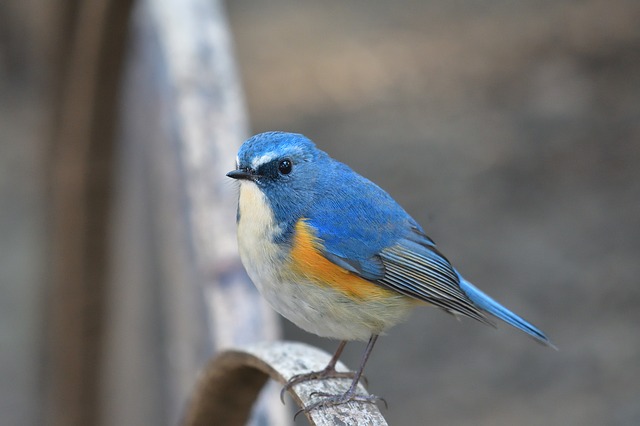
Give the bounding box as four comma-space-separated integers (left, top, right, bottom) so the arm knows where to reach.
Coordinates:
227, 131, 328, 231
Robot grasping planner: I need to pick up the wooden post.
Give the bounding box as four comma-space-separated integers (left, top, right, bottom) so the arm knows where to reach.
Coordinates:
48, 0, 133, 424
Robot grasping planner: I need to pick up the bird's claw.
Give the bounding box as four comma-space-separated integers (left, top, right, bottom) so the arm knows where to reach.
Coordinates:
280, 368, 360, 404
293, 390, 387, 419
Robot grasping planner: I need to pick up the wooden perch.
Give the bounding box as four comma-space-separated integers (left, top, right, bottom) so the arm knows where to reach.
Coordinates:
182, 341, 388, 426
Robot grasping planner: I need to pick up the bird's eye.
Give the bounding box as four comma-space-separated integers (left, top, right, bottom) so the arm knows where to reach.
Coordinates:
278, 159, 292, 175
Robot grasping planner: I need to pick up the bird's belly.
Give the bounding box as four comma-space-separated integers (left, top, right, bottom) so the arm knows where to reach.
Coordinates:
236, 182, 414, 340
259, 275, 415, 341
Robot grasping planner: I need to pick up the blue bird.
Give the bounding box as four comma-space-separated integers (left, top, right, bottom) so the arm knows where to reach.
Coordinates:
227, 131, 554, 412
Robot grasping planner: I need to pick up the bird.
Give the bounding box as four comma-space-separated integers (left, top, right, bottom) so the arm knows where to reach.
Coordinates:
227, 131, 554, 413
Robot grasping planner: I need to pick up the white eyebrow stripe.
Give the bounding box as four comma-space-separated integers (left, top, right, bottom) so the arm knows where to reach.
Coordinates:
251, 152, 278, 170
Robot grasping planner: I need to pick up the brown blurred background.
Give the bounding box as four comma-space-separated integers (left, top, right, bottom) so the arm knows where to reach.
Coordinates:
2, 0, 640, 425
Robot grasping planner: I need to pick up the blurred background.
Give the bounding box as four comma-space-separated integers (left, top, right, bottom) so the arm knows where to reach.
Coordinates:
2, 0, 640, 425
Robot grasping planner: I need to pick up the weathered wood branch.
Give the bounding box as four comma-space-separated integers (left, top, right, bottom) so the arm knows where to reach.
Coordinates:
182, 341, 388, 426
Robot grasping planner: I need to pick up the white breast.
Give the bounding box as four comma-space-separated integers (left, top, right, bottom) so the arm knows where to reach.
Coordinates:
236, 181, 284, 286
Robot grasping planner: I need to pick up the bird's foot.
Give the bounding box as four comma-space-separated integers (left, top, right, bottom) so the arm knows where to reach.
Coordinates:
280, 366, 363, 403
294, 389, 387, 419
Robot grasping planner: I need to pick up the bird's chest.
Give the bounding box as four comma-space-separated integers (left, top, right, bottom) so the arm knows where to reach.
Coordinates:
235, 182, 413, 341
236, 182, 288, 286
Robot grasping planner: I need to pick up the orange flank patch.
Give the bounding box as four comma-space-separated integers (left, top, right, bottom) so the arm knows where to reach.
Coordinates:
289, 219, 397, 300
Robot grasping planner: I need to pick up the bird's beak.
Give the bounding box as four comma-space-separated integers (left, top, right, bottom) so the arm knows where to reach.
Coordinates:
226, 169, 254, 180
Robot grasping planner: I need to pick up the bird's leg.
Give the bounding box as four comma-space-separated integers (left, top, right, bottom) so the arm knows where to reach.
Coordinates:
297, 335, 387, 416
281, 340, 358, 403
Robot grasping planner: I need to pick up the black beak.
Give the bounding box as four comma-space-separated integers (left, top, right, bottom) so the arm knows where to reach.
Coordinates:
226, 169, 254, 180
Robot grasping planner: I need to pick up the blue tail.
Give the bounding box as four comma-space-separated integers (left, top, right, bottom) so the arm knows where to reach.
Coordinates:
458, 275, 556, 348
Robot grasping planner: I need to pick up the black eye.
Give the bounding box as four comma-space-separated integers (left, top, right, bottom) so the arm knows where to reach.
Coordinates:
278, 159, 292, 175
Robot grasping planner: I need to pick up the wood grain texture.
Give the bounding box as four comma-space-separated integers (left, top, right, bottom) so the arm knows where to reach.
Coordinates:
182, 341, 388, 426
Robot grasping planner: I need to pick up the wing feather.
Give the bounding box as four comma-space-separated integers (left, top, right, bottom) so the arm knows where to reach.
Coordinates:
377, 242, 494, 326
316, 228, 494, 326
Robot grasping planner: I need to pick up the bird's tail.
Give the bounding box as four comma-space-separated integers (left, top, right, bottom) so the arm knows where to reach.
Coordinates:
458, 275, 556, 348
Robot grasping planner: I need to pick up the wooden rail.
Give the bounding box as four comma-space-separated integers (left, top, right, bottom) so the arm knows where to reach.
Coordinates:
182, 342, 388, 426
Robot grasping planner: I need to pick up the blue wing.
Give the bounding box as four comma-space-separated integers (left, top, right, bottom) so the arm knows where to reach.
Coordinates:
306, 162, 491, 325
376, 230, 493, 325
306, 160, 553, 346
